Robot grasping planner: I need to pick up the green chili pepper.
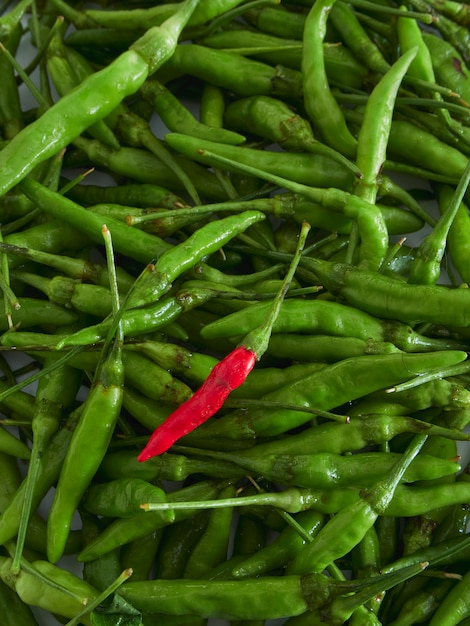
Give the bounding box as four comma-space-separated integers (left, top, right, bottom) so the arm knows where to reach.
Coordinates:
409, 160, 470, 284
63, 179, 188, 210
165, 132, 356, 192
200, 27, 369, 89
264, 333, 401, 362
0, 241, 135, 293
200, 297, 465, 352
97, 447, 241, 485
19, 177, 173, 264
223, 94, 360, 174
78, 479, 230, 562
56, 285, 215, 348
232, 513, 267, 561
81, 511, 122, 592
55, 0, 247, 31
11, 355, 82, 572
300, 256, 470, 327
84, 477, 172, 519
388, 119, 469, 181
225, 412, 469, 458
388, 576, 455, 626
423, 30, 470, 105
183, 484, 237, 579
397, 5, 453, 130
12, 271, 114, 319
0, 24, 24, 141
302, 0, 357, 158
233, 509, 325, 579
127, 210, 265, 308
142, 78, 245, 145
0, 0, 201, 196
0, 577, 39, 626
47, 339, 125, 563
45, 31, 120, 150
119, 556, 427, 622
351, 46, 417, 269
244, 5, 306, 39
195, 350, 467, 441
428, 569, 470, 625
0, 556, 98, 626
175, 445, 460, 489
157, 512, 211, 581
156, 43, 304, 99
119, 528, 163, 582
437, 183, 470, 285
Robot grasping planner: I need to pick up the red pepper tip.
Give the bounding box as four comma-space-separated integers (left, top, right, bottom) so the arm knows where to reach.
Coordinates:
138, 435, 171, 461
137, 450, 151, 462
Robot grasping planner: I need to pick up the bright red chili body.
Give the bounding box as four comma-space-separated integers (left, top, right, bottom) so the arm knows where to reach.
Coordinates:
137, 346, 256, 461
138, 221, 309, 461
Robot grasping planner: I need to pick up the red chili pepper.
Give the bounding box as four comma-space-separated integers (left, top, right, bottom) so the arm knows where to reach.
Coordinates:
137, 222, 310, 462
137, 346, 256, 460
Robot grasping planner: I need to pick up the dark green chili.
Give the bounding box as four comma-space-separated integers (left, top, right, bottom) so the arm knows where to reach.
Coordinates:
55, 286, 216, 347
200, 27, 369, 89
183, 484, 237, 579
165, 132, 356, 190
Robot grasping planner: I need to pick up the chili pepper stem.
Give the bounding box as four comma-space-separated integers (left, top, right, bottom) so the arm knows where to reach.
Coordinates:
409, 157, 470, 284
63, 568, 133, 626
243, 221, 311, 357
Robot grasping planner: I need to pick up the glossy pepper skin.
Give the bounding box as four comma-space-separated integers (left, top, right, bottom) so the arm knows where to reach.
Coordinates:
0, 51, 148, 196
47, 342, 125, 564
0, 0, 201, 196
138, 346, 256, 460
138, 222, 310, 460
196, 350, 467, 441
0, 556, 98, 626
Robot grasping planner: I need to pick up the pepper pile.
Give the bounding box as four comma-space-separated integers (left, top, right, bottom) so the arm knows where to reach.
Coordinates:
0, 0, 470, 624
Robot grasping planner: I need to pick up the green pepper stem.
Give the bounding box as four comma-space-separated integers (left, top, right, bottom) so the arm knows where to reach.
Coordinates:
387, 361, 470, 393
242, 221, 310, 357
63, 568, 133, 626
409, 157, 470, 284
0, 345, 84, 403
